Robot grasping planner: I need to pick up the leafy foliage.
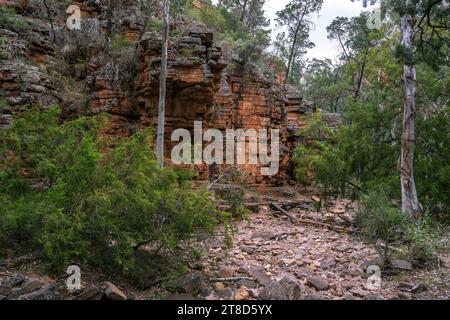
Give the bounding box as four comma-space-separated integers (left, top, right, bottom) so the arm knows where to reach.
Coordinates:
186, 1, 270, 63
0, 107, 217, 283
294, 6, 449, 222
357, 189, 442, 266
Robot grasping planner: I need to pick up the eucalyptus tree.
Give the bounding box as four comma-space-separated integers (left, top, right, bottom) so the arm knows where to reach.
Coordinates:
156, 0, 170, 168
352, 0, 449, 218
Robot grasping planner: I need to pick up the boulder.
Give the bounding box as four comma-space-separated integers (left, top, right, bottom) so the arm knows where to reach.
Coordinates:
218, 266, 235, 278
165, 274, 205, 295
306, 276, 330, 291
234, 286, 249, 300
249, 268, 272, 287
103, 281, 127, 300
260, 275, 303, 300
389, 259, 412, 271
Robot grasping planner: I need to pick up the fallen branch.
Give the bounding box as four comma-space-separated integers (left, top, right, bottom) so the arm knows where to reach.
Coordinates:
329, 211, 355, 225
209, 277, 256, 282
269, 203, 354, 234
207, 173, 225, 190
269, 202, 296, 222
296, 218, 351, 233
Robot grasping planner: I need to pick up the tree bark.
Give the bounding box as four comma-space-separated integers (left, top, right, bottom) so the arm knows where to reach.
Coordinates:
156, 0, 170, 169
400, 0, 421, 219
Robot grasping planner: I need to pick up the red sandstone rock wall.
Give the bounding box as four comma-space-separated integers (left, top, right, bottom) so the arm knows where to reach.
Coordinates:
0, 0, 322, 185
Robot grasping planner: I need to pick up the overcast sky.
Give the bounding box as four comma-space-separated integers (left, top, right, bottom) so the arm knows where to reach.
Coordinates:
264, 0, 378, 59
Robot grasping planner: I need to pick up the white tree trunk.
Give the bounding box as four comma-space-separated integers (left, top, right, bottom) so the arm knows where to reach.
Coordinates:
156, 0, 169, 169
400, 0, 421, 218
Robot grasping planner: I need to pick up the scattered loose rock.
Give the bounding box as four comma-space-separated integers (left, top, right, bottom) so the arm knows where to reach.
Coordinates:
240, 245, 257, 254
9, 279, 42, 299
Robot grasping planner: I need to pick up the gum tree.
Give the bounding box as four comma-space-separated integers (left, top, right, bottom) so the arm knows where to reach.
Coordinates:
156, 0, 170, 168
353, 0, 449, 218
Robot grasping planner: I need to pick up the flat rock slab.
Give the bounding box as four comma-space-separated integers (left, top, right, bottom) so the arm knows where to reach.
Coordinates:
250, 230, 277, 241
390, 259, 413, 271
72, 287, 103, 300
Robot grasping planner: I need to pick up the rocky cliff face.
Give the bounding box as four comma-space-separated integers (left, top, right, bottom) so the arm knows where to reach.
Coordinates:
0, 0, 327, 185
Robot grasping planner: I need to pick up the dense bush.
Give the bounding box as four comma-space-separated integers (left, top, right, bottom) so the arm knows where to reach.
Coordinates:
356, 189, 406, 262
293, 105, 450, 220
0, 107, 217, 283
357, 189, 441, 266
0, 6, 32, 32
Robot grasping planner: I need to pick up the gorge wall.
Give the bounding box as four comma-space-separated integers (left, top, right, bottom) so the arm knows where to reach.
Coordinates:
0, 0, 334, 185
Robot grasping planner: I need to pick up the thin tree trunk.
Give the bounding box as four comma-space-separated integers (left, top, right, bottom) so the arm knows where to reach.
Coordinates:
156, 0, 169, 169
354, 57, 366, 100
285, 23, 301, 86
400, 0, 421, 218
240, 0, 249, 22
284, 10, 307, 86
106, 0, 113, 42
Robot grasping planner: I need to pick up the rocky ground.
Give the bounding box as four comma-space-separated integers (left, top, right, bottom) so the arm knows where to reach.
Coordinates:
194, 189, 450, 300
0, 187, 449, 300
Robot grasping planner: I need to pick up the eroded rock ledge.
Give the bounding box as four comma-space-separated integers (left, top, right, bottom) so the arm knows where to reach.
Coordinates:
0, 0, 339, 184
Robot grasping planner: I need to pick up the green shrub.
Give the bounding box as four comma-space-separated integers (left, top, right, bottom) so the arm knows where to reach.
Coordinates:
0, 106, 217, 284
146, 17, 164, 32
405, 214, 441, 265
221, 186, 249, 218
416, 107, 450, 220
108, 34, 131, 51
357, 189, 406, 261
357, 189, 441, 266
0, 6, 32, 32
